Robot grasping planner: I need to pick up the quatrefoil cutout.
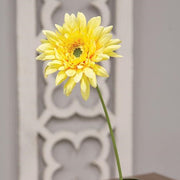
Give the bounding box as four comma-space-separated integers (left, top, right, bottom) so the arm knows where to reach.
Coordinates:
53, 138, 101, 180
43, 131, 110, 180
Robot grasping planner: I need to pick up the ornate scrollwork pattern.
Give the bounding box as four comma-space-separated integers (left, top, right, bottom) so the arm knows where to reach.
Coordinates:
17, 0, 133, 180
35, 1, 117, 179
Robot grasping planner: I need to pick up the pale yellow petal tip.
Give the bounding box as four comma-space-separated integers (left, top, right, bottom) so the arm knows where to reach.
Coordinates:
64, 89, 72, 97
82, 96, 89, 101
36, 56, 41, 60
77, 12, 84, 16
44, 73, 48, 79
96, 16, 101, 24
42, 30, 53, 36
63, 88, 70, 96
97, 16, 101, 20
42, 30, 47, 35
105, 25, 113, 33
55, 78, 61, 86
65, 13, 70, 17
117, 54, 123, 58
64, 13, 70, 22
36, 47, 40, 52
94, 84, 98, 88
77, 12, 86, 20
64, 91, 70, 97
55, 24, 63, 32
55, 24, 60, 28
81, 90, 90, 101
109, 26, 113, 32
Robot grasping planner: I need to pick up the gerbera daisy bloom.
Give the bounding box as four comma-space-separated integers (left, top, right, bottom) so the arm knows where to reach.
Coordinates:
36, 12, 122, 100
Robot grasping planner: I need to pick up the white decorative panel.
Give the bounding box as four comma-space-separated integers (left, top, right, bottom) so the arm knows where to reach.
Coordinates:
17, 0, 133, 180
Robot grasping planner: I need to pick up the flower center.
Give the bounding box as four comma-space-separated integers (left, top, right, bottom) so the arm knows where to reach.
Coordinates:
73, 48, 82, 58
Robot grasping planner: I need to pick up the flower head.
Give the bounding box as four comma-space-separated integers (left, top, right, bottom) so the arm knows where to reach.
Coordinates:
36, 12, 122, 100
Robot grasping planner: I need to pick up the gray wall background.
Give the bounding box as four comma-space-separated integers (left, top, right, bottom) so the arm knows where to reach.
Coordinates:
0, 0, 180, 179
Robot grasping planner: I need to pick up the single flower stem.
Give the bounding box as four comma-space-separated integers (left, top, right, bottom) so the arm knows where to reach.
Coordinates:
96, 85, 123, 180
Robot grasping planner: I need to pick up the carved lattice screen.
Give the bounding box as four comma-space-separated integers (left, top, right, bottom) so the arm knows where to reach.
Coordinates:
17, 0, 133, 180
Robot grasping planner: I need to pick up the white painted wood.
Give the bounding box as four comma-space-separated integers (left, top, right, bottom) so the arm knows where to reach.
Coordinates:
17, 0, 133, 179
17, 0, 38, 180
115, 0, 134, 176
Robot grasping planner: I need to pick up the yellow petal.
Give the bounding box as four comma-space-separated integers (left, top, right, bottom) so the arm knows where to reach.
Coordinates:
107, 52, 123, 58
64, 13, 70, 23
99, 34, 112, 45
77, 12, 86, 30
69, 14, 76, 29
42, 30, 56, 37
44, 66, 57, 78
58, 66, 65, 71
36, 53, 46, 60
74, 71, 83, 83
42, 50, 54, 54
48, 60, 62, 65
88, 16, 101, 33
36, 43, 53, 52
94, 64, 109, 77
93, 26, 104, 40
42, 55, 56, 60
64, 77, 76, 96
80, 75, 90, 101
54, 48, 63, 60
103, 45, 121, 53
43, 30, 58, 44
84, 68, 95, 78
77, 65, 84, 69
47, 60, 62, 68
103, 26, 113, 34
88, 74, 97, 88
36, 53, 56, 61
107, 39, 122, 46
55, 24, 63, 33
40, 39, 49, 43
66, 69, 76, 77
95, 54, 109, 62
43, 30, 57, 39
56, 71, 67, 85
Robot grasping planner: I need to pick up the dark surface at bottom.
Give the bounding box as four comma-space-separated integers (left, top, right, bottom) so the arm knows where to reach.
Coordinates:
109, 173, 174, 180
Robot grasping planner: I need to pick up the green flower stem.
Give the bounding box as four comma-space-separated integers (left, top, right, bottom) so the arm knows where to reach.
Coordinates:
96, 85, 123, 180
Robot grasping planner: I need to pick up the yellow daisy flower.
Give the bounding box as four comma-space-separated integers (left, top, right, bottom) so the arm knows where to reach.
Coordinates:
36, 12, 122, 100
